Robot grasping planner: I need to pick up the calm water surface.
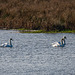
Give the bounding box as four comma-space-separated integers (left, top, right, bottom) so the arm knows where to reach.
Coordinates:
0, 30, 75, 75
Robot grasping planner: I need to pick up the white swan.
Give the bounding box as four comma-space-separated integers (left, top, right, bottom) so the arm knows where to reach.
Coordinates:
0, 38, 13, 48
52, 36, 66, 47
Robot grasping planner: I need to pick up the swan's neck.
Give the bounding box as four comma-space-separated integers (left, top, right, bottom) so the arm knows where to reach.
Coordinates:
61, 39, 63, 45
10, 40, 12, 46
61, 39, 66, 45
63, 39, 66, 45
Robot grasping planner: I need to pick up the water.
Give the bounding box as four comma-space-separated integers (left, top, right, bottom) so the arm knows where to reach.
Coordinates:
0, 30, 75, 75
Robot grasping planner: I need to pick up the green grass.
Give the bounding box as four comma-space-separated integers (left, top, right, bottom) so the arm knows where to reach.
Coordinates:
18, 28, 26, 30
59, 30, 75, 33
18, 29, 75, 33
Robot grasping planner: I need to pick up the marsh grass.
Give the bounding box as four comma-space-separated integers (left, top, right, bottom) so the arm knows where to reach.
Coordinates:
18, 29, 75, 33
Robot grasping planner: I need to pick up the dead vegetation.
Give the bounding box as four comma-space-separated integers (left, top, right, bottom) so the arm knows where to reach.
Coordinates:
0, 0, 75, 31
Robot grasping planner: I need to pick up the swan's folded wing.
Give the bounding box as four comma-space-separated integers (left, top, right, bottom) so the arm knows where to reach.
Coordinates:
0, 43, 5, 47
1, 44, 4, 46
0, 43, 8, 47
4, 43, 8, 45
52, 42, 60, 47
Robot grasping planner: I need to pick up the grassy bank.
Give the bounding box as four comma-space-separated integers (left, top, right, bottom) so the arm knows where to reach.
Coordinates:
18, 29, 75, 33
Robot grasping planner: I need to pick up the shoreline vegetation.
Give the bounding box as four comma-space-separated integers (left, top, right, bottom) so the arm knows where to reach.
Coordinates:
18, 29, 75, 33
0, 0, 75, 32
0, 28, 75, 33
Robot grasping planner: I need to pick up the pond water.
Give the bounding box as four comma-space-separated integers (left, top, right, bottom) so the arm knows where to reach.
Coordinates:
0, 30, 75, 75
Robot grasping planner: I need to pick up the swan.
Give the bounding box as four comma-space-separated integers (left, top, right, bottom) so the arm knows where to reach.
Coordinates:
0, 38, 13, 48
52, 36, 66, 47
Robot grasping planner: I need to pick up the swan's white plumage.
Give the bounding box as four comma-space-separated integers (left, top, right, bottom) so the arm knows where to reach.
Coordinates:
0, 38, 13, 48
52, 42, 60, 47
52, 36, 66, 47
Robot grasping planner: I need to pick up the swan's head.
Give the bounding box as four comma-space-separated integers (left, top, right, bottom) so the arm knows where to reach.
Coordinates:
10, 38, 13, 41
63, 36, 66, 39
